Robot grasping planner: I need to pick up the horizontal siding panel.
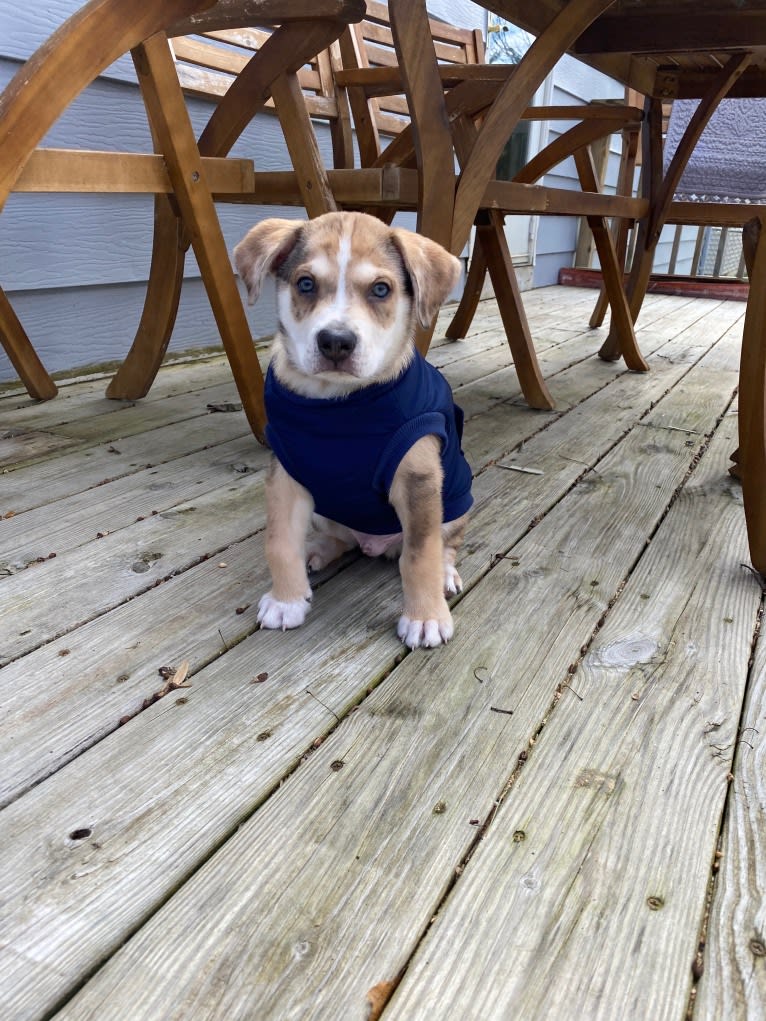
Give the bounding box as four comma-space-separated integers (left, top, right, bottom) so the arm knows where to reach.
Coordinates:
0, 276, 278, 381
0, 68, 325, 292
0, 5, 142, 84
1, 195, 302, 291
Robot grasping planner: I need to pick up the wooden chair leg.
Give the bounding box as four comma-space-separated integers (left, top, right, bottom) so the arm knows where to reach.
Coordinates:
110, 20, 345, 405
590, 122, 639, 329
0, 286, 58, 399
738, 217, 766, 574
446, 241, 487, 340
574, 146, 648, 371
389, 0, 456, 359
476, 211, 554, 411
598, 217, 655, 362
133, 33, 267, 443
106, 195, 187, 400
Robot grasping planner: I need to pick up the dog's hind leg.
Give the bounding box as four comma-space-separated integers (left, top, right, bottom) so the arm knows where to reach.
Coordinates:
442, 514, 468, 596
258, 458, 314, 631
306, 516, 357, 572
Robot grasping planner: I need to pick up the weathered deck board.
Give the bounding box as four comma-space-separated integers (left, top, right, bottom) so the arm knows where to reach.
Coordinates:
386, 415, 760, 1021
695, 577, 766, 1018
0, 300, 742, 798
0, 287, 762, 1021
43, 302, 749, 1021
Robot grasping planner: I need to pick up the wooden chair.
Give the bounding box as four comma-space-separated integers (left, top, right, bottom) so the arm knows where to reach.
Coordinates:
0, 0, 365, 443
332, 1, 650, 410
595, 55, 754, 363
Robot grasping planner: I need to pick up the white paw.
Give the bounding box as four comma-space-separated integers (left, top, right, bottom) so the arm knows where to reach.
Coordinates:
444, 564, 463, 596
306, 550, 329, 573
257, 592, 310, 631
397, 614, 454, 649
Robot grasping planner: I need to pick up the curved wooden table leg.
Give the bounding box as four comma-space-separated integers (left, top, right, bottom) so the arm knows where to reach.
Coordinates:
590, 123, 639, 329
477, 212, 554, 410
600, 53, 751, 362
393, 0, 613, 367
111, 18, 348, 402
450, 0, 616, 255
446, 242, 487, 340
0, 286, 58, 399
133, 32, 267, 442
106, 195, 187, 400
739, 217, 766, 575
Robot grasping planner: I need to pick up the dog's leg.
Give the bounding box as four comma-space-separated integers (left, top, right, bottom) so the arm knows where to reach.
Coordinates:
258, 458, 314, 630
389, 435, 453, 649
307, 515, 357, 572
442, 514, 468, 596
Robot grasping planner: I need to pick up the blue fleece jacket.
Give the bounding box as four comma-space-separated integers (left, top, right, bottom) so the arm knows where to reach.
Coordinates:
264, 352, 473, 535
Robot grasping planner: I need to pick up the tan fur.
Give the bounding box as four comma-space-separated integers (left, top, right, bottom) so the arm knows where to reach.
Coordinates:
388, 436, 452, 637
234, 212, 468, 648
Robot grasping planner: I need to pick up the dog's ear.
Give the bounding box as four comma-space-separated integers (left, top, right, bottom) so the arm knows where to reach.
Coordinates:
233, 218, 303, 304
390, 229, 462, 328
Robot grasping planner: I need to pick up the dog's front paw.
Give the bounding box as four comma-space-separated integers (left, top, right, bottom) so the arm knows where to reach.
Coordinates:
397, 613, 454, 649
258, 592, 311, 631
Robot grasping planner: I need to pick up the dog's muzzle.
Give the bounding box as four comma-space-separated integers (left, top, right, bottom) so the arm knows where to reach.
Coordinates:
316, 327, 358, 365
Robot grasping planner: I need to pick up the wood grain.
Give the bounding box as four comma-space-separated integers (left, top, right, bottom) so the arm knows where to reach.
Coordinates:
0, 288, 756, 1021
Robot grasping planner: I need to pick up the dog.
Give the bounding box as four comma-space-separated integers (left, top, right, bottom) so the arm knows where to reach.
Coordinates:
234, 211, 472, 649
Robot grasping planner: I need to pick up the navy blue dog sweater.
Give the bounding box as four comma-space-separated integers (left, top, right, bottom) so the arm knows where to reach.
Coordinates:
264, 351, 473, 535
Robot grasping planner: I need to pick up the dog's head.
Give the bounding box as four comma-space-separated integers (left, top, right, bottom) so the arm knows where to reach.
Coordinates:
233, 211, 461, 396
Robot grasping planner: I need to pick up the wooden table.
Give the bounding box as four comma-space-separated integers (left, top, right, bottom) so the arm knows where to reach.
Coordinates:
0, 0, 364, 444
388, 0, 766, 576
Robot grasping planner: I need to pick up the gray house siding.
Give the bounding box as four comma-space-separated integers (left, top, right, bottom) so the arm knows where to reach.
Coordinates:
0, 1, 629, 384
0, 25, 306, 381
534, 55, 623, 286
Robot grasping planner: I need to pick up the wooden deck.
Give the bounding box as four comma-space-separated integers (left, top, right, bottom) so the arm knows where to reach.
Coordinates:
1, 285, 764, 1020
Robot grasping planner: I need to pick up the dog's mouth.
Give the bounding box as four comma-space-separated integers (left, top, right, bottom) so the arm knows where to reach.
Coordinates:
315, 353, 359, 376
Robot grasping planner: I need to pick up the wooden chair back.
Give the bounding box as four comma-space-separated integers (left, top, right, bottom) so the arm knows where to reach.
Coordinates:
170, 29, 338, 119
170, 26, 354, 170
336, 0, 486, 166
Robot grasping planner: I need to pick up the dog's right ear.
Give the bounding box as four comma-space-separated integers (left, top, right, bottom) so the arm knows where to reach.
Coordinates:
233, 219, 304, 304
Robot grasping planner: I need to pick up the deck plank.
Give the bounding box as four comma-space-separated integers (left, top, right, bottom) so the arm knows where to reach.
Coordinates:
386, 410, 759, 1021
0, 300, 741, 796
0, 288, 761, 1021
695, 582, 766, 1019
46, 313, 746, 1021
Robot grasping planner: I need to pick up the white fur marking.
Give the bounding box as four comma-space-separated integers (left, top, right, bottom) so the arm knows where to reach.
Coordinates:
258, 592, 310, 630
329, 230, 353, 319
397, 614, 454, 649
444, 564, 463, 595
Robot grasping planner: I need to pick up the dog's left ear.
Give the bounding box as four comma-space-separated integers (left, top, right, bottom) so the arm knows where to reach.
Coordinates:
233, 218, 304, 304
391, 229, 462, 328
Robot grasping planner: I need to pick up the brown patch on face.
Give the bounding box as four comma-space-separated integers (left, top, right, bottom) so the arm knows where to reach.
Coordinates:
233, 218, 304, 304
283, 213, 411, 331
277, 240, 322, 323
390, 228, 462, 327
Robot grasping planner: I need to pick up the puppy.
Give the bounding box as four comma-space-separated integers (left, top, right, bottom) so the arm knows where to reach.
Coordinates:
234, 211, 472, 649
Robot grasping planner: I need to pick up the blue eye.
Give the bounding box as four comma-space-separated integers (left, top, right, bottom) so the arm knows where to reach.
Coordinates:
296, 276, 315, 294
371, 281, 391, 299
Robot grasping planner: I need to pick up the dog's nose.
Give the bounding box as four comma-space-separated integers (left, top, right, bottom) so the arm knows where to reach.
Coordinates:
317, 327, 357, 363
